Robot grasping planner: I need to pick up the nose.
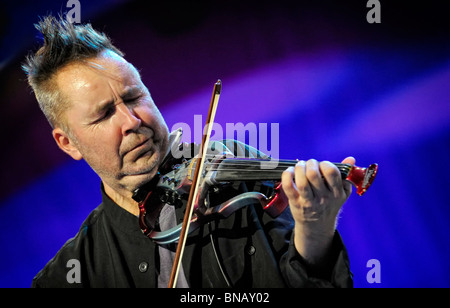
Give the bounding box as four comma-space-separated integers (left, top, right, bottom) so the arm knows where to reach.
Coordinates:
116, 102, 141, 135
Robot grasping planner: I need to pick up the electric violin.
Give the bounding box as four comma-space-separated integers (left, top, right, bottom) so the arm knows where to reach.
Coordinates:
134, 144, 378, 245
131, 80, 378, 288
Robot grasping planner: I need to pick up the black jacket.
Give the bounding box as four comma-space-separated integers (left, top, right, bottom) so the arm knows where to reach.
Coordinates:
31, 140, 353, 288
31, 184, 352, 288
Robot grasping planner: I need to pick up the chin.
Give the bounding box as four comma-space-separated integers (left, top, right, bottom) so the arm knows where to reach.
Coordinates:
121, 148, 164, 192
128, 168, 159, 191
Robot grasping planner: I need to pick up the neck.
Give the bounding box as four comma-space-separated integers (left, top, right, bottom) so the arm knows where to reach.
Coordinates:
103, 182, 140, 216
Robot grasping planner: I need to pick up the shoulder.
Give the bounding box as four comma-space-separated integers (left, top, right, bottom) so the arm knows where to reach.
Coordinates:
31, 205, 104, 288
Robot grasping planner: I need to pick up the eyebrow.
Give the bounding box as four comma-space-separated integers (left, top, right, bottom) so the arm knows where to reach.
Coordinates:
93, 85, 142, 116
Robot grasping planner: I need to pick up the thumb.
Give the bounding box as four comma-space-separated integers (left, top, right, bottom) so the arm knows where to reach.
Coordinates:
341, 156, 355, 166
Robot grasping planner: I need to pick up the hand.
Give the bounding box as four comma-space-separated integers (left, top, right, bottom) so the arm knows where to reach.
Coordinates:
281, 157, 355, 265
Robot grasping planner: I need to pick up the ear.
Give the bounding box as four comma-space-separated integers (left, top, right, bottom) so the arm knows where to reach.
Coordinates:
52, 127, 83, 160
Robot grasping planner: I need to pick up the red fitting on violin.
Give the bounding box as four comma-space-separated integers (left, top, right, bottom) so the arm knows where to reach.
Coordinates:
345, 163, 378, 196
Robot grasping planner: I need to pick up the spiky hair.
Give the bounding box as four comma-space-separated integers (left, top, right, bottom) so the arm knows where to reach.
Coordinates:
22, 15, 123, 129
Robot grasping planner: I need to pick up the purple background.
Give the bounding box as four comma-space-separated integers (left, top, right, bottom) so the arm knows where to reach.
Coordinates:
1, 0, 449, 287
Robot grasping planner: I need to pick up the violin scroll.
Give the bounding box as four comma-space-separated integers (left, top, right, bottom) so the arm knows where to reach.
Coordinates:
345, 163, 378, 196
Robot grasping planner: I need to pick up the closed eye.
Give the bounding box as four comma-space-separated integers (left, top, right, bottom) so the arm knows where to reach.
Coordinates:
90, 91, 143, 125
124, 95, 142, 105
92, 105, 116, 124
102, 106, 116, 119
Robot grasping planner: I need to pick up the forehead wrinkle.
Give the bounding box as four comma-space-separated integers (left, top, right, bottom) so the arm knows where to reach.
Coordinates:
55, 51, 144, 123
83, 62, 141, 115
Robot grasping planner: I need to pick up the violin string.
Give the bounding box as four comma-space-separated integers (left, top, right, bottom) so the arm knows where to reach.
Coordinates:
177, 156, 350, 167
166, 160, 351, 179
177, 153, 351, 165
178, 154, 351, 168
173, 158, 351, 167
201, 168, 351, 174
167, 153, 352, 179
203, 161, 349, 169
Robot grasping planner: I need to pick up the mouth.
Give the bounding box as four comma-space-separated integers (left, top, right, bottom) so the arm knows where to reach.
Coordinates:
119, 137, 161, 179
121, 150, 160, 178
123, 135, 147, 153
129, 138, 152, 160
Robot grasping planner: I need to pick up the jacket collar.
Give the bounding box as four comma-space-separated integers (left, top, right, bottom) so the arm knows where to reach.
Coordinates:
100, 183, 145, 238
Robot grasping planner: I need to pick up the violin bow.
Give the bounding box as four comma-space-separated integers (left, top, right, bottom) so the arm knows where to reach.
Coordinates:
168, 80, 222, 288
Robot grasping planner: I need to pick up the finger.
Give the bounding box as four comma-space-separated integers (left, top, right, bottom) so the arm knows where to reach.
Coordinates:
341, 156, 355, 196
294, 160, 314, 198
281, 166, 299, 201
320, 161, 343, 196
304, 159, 327, 197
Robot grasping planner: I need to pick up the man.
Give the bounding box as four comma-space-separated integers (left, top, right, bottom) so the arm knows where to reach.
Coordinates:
24, 16, 354, 288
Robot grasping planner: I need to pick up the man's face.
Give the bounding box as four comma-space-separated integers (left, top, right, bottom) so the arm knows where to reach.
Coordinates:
54, 50, 169, 196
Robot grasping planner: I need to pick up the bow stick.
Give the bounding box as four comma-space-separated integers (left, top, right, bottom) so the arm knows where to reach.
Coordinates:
168, 80, 222, 288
